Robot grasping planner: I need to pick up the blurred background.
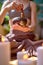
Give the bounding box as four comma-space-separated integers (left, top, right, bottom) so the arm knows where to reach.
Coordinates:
0, 0, 43, 39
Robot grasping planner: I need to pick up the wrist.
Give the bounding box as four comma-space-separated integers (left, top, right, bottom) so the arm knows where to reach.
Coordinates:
5, 2, 13, 12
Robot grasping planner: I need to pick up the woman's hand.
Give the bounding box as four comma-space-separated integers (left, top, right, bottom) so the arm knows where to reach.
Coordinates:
1, 0, 10, 9
2, 0, 23, 11
5, 1, 23, 12
12, 2, 23, 11
15, 4, 23, 12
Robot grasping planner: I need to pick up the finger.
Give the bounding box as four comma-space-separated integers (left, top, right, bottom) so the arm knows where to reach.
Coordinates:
17, 4, 23, 11
13, 3, 18, 9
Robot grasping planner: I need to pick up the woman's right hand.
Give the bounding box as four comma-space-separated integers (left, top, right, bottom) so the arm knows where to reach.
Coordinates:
11, 1, 23, 12
4, 1, 23, 12
15, 4, 23, 12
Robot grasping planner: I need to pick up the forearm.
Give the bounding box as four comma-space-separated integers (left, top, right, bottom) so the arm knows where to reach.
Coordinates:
33, 40, 43, 45
0, 2, 13, 24
0, 7, 8, 24
30, 2, 36, 31
28, 24, 36, 32
1, 1, 10, 10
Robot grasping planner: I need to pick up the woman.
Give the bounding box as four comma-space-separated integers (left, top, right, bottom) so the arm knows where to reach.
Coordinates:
2, 1, 43, 59
3, 0, 37, 58
2, 0, 37, 58
9, 0, 36, 41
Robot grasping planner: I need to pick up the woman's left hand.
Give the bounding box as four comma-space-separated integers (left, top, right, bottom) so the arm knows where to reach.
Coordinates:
16, 4, 23, 12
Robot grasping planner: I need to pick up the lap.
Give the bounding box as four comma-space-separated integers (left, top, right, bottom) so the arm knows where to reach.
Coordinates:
6, 31, 35, 42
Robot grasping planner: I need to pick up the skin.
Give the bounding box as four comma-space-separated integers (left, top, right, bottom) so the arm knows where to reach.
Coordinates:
0, 1, 23, 24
